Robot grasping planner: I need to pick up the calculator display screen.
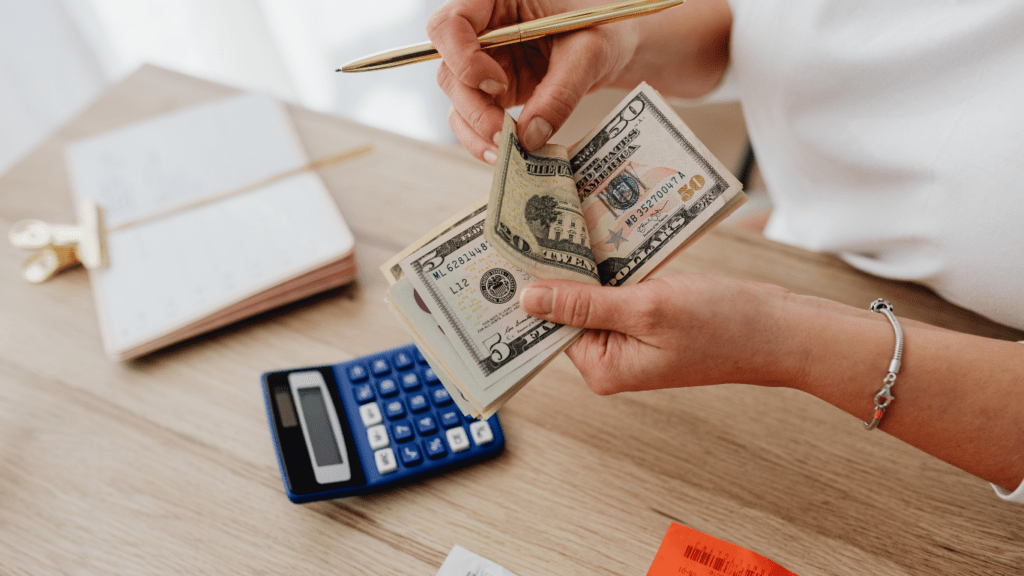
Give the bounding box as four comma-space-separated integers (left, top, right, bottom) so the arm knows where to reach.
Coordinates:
297, 387, 344, 466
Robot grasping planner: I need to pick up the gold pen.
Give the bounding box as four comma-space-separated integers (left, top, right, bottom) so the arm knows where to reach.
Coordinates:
339, 0, 685, 72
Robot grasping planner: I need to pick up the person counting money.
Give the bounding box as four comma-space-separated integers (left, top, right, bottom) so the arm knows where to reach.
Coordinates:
427, 0, 1024, 502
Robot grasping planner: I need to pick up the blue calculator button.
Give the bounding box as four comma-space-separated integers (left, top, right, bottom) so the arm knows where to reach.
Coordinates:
424, 436, 447, 459
391, 420, 414, 442
431, 388, 453, 407
384, 399, 406, 420
370, 358, 391, 376
416, 415, 438, 435
348, 364, 369, 382
399, 443, 423, 466
400, 373, 421, 391
408, 394, 429, 413
439, 410, 461, 428
393, 352, 414, 370
377, 378, 399, 397
353, 383, 375, 403
424, 367, 440, 385
415, 348, 427, 364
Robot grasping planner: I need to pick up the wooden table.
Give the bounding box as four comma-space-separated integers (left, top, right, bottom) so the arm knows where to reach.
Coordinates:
1, 65, 1021, 575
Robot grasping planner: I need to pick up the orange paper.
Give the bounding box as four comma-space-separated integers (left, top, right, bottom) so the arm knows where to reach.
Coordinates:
647, 523, 800, 576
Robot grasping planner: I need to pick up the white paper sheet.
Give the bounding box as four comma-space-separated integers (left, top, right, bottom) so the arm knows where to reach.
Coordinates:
436, 545, 520, 576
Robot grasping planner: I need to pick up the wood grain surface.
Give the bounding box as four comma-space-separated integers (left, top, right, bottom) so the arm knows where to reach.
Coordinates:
0, 65, 1020, 575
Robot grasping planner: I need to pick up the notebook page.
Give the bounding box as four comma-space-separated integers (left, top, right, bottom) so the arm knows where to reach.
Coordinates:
68, 94, 311, 230
65, 94, 355, 357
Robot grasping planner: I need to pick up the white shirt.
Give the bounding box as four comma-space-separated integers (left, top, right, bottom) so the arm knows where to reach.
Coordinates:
728, 0, 1024, 332
727, 0, 1024, 502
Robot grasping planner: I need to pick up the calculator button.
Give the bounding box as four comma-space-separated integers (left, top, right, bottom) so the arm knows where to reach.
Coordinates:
400, 373, 421, 391
431, 388, 452, 407
366, 424, 390, 450
424, 367, 440, 385
408, 394, 429, 413
439, 409, 461, 428
391, 420, 414, 442
359, 403, 382, 426
393, 352, 414, 370
374, 448, 398, 474
377, 378, 399, 397
353, 383, 375, 403
384, 399, 406, 420
446, 427, 470, 453
399, 443, 423, 466
347, 364, 369, 382
424, 436, 447, 459
415, 415, 438, 435
370, 358, 391, 376
469, 421, 494, 446
414, 348, 427, 364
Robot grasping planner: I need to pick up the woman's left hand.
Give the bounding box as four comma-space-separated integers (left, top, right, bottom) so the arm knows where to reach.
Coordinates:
518, 274, 802, 395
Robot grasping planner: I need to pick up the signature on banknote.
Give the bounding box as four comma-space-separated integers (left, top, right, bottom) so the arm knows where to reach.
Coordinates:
636, 210, 668, 236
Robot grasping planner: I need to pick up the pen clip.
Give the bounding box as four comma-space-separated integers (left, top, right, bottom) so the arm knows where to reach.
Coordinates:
8, 199, 108, 282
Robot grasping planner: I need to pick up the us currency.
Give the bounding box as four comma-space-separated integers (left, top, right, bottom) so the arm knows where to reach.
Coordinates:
487, 82, 745, 287
384, 198, 581, 417
398, 210, 581, 398
381, 196, 488, 285
484, 113, 601, 285
385, 275, 573, 418
383, 277, 479, 417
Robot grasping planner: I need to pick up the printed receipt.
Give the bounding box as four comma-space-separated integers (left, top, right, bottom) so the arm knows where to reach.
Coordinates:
647, 523, 800, 576
436, 545, 519, 576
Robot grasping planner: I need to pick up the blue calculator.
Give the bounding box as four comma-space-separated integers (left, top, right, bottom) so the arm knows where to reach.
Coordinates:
262, 342, 505, 503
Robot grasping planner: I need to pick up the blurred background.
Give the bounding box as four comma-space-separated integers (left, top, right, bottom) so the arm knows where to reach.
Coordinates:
0, 0, 762, 214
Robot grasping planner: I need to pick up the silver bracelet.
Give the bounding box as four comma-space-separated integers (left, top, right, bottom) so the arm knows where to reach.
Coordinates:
863, 299, 904, 431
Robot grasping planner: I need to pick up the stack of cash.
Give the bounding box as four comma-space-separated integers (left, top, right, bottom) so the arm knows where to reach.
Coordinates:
382, 83, 745, 419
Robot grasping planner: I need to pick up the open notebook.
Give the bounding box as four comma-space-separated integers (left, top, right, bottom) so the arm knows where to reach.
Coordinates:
66, 93, 358, 360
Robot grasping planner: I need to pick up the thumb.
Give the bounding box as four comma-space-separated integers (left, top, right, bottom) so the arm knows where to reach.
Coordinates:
519, 280, 632, 331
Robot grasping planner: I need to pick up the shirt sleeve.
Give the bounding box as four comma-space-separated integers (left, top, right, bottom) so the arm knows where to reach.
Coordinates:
992, 481, 1024, 503
990, 340, 1024, 503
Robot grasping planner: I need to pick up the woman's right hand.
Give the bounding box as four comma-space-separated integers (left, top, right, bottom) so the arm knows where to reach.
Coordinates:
426, 0, 639, 163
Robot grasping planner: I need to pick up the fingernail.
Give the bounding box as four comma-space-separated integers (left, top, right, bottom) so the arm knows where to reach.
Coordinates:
492, 132, 501, 146
483, 150, 497, 165
479, 79, 506, 96
520, 286, 553, 316
523, 117, 553, 150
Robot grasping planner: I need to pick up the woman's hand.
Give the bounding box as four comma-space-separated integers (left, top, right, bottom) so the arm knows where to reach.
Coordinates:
427, 0, 733, 164
518, 274, 802, 394
520, 274, 1024, 492
427, 0, 639, 162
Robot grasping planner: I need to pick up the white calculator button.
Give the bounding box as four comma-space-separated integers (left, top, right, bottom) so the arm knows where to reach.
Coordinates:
469, 421, 494, 445
374, 448, 398, 474
366, 424, 390, 450
446, 427, 470, 453
359, 402, 382, 426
